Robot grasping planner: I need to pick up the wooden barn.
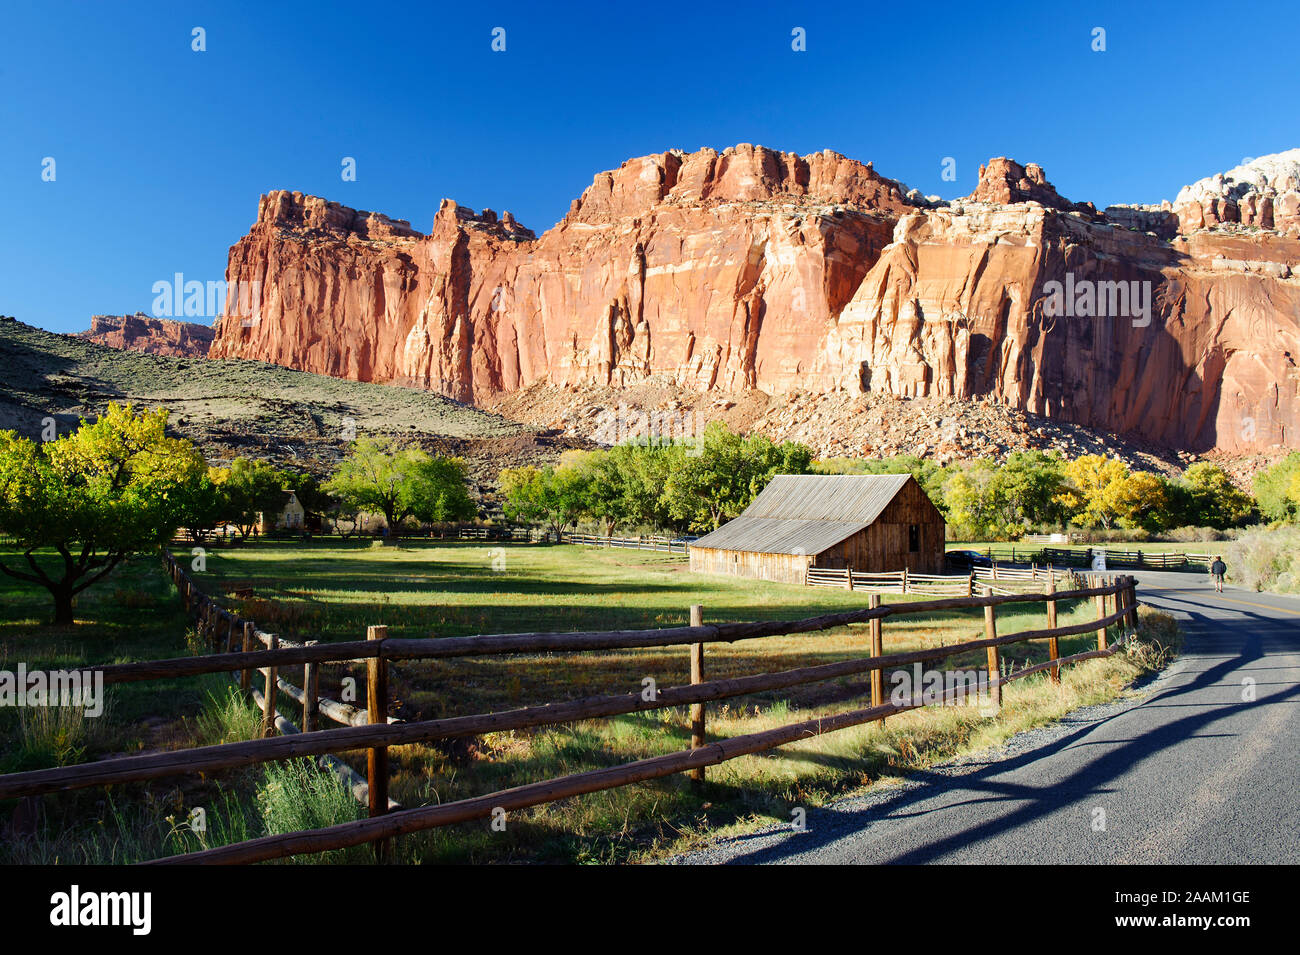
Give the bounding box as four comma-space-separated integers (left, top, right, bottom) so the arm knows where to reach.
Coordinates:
688, 474, 945, 584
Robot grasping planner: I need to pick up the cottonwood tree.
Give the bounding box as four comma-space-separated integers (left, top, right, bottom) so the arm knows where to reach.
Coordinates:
1056, 455, 1131, 530
500, 463, 587, 538
0, 404, 206, 624
224, 458, 288, 539
325, 437, 474, 537
663, 422, 812, 532
1253, 452, 1300, 523
1178, 462, 1255, 529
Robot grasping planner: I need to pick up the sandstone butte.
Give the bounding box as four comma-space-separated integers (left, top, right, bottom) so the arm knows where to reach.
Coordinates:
78, 313, 215, 358
207, 144, 1300, 456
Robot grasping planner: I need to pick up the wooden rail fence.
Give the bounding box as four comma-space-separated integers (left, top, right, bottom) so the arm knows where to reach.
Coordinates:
162, 551, 401, 808
0, 551, 1142, 865
806, 564, 1078, 597
564, 533, 690, 554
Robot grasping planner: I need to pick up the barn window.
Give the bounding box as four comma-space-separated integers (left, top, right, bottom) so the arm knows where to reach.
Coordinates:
908, 524, 920, 553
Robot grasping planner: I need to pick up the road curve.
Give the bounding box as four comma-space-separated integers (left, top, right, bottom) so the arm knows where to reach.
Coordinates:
676, 569, 1300, 865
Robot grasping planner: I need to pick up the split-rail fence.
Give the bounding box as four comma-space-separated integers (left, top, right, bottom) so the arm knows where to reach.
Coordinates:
0, 550, 1142, 865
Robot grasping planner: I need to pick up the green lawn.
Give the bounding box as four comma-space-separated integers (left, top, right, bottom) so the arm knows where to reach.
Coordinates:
1, 539, 1178, 864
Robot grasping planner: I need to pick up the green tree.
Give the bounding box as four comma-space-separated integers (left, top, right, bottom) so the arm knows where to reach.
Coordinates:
325, 438, 473, 537
663, 422, 813, 532
176, 467, 229, 543
500, 464, 586, 537
1253, 452, 1300, 523
0, 403, 206, 624
943, 463, 999, 539
1056, 455, 1130, 529
409, 457, 476, 525
224, 457, 288, 539
1178, 462, 1255, 529
605, 443, 675, 530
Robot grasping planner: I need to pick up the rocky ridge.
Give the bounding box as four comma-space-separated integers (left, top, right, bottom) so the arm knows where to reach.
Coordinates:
208, 145, 1300, 458
76, 313, 215, 358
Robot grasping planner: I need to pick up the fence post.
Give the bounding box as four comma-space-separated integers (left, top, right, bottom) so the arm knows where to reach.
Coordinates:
689, 605, 705, 785
845, 564, 854, 592
901, 567, 909, 594
240, 621, 255, 693
261, 633, 278, 737
869, 594, 884, 727
1125, 575, 1139, 632
1094, 589, 1109, 651
366, 624, 390, 860
1045, 572, 1060, 685
984, 604, 1001, 711
991, 561, 999, 581
967, 571, 974, 596
303, 640, 319, 734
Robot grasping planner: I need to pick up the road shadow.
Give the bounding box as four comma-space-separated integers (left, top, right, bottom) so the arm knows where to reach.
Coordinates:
697, 605, 1298, 864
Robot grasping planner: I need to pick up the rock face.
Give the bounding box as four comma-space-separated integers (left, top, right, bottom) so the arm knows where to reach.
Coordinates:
77, 313, 215, 358
1173, 150, 1300, 233
210, 145, 1300, 455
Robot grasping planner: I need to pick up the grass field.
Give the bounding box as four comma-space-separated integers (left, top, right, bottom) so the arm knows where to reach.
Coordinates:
1, 540, 1179, 864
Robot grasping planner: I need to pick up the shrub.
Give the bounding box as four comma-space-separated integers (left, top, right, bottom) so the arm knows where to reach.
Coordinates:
1224, 527, 1300, 593
256, 759, 364, 863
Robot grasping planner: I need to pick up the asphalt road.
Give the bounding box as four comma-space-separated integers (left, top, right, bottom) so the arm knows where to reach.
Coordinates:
678, 569, 1300, 864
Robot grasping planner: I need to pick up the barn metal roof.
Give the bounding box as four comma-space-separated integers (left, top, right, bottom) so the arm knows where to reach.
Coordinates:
690, 474, 914, 556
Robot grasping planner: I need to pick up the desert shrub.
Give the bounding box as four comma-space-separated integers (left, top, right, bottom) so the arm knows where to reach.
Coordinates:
1224, 526, 1300, 593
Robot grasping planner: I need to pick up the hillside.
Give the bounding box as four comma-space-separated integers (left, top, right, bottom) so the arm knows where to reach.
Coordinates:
0, 316, 578, 485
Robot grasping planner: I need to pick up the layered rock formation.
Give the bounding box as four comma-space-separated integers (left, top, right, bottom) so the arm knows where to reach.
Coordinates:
77, 313, 215, 358
210, 145, 1300, 455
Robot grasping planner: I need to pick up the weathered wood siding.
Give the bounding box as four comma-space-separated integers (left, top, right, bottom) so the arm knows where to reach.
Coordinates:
688, 547, 813, 584
812, 480, 945, 573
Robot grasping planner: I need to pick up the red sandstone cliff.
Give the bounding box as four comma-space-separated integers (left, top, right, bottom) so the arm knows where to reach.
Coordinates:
209, 145, 1300, 455
77, 313, 215, 358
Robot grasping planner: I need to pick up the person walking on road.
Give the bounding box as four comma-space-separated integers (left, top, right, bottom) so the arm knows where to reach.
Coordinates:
1210, 555, 1227, 593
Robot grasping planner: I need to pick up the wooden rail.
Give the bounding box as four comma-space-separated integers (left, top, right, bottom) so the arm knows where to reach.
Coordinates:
806, 564, 1077, 598
153, 551, 400, 810
564, 533, 690, 554
0, 549, 1143, 864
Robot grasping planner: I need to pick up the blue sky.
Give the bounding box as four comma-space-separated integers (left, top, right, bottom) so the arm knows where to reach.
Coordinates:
2, 0, 1296, 334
